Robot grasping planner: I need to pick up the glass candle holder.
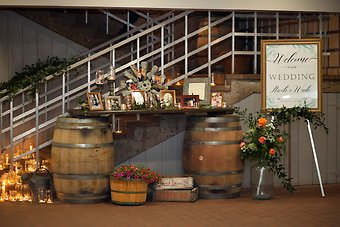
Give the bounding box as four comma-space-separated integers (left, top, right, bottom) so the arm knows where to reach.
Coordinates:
46, 189, 53, 204
38, 187, 46, 203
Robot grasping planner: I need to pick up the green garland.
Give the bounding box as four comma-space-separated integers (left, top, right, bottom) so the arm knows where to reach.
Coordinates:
0, 56, 81, 100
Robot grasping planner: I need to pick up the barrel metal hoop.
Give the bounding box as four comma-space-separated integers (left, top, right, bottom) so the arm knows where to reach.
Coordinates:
57, 117, 109, 124
198, 183, 242, 190
112, 201, 145, 205
55, 124, 110, 130
57, 192, 109, 198
184, 140, 242, 145
199, 192, 240, 199
110, 189, 147, 194
187, 116, 240, 123
184, 169, 243, 176
186, 126, 242, 131
52, 142, 114, 149
53, 173, 109, 180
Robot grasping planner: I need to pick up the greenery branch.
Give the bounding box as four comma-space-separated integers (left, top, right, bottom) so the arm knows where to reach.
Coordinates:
0, 56, 81, 100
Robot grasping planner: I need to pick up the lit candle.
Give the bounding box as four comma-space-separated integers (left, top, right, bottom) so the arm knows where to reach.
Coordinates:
1, 183, 6, 196
29, 145, 33, 151
5, 154, 9, 165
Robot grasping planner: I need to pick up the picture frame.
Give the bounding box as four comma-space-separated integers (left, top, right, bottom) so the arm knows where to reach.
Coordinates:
261, 38, 322, 112
87, 92, 103, 110
211, 92, 223, 107
183, 78, 210, 105
105, 96, 121, 110
159, 90, 176, 108
177, 95, 200, 108
131, 90, 147, 106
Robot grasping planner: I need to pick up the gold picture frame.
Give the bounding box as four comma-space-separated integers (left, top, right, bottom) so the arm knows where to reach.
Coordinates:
87, 92, 103, 110
105, 96, 121, 110
261, 38, 322, 112
159, 90, 176, 108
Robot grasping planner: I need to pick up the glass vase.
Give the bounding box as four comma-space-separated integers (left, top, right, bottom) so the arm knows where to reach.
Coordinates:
251, 161, 274, 200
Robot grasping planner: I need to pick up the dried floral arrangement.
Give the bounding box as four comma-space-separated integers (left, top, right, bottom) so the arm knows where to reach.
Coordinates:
121, 62, 167, 108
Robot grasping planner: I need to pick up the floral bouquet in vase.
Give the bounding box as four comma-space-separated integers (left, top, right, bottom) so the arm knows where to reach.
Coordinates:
237, 110, 294, 197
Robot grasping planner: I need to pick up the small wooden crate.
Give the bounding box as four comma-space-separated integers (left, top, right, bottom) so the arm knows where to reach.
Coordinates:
155, 176, 194, 190
153, 187, 199, 202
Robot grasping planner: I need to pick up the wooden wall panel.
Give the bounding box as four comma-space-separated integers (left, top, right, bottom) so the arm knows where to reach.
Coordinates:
0, 10, 87, 83
325, 93, 338, 183
0, 14, 9, 83
337, 93, 340, 183
145, 144, 162, 173
22, 25, 38, 67
8, 16, 23, 79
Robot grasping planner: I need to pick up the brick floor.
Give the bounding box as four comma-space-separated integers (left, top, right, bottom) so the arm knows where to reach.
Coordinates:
1, 184, 339, 227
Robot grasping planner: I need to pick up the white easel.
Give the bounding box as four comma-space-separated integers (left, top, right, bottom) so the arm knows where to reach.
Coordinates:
306, 119, 325, 197
271, 116, 325, 197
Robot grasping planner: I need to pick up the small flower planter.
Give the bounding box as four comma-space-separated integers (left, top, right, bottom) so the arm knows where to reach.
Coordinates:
109, 177, 148, 205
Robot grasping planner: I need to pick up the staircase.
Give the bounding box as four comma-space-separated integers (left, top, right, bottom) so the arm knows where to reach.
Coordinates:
0, 10, 332, 168
14, 8, 171, 49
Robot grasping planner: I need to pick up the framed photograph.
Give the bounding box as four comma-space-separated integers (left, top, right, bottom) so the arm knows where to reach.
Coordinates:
261, 38, 322, 112
177, 95, 200, 108
105, 96, 121, 110
183, 78, 210, 105
87, 92, 103, 110
131, 90, 147, 106
211, 92, 223, 107
159, 90, 176, 108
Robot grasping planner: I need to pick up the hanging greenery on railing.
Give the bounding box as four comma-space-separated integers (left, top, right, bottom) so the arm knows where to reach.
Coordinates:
0, 56, 81, 100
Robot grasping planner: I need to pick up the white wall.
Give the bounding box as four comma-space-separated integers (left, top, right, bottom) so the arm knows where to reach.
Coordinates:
0, 11, 87, 83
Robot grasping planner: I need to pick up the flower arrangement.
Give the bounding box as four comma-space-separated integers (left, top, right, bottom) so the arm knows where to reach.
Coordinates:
239, 114, 293, 192
111, 164, 161, 184
236, 105, 328, 193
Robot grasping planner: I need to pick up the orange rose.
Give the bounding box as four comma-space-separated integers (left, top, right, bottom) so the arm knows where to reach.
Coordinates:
277, 136, 284, 143
258, 136, 266, 144
257, 118, 267, 127
269, 148, 276, 156
240, 142, 246, 148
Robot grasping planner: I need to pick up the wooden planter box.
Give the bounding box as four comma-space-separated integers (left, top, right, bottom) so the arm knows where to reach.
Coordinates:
110, 178, 148, 205
153, 187, 199, 202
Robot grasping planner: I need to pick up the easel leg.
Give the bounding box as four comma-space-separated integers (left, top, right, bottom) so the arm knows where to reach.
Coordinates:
306, 119, 325, 197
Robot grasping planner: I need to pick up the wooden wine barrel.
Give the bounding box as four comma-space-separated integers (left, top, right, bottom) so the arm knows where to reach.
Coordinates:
110, 178, 148, 205
51, 117, 114, 203
182, 115, 244, 199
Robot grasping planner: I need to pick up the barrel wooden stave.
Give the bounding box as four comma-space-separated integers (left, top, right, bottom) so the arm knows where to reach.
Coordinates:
51, 117, 114, 203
